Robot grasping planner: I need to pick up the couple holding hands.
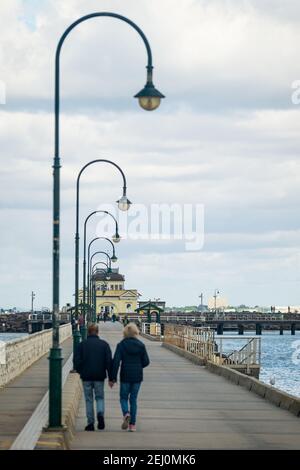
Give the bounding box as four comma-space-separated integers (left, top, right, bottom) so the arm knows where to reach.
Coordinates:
74, 322, 150, 432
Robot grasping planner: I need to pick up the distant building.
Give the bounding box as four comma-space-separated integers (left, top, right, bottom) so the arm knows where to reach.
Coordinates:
207, 296, 229, 311
273, 306, 300, 314
80, 268, 140, 318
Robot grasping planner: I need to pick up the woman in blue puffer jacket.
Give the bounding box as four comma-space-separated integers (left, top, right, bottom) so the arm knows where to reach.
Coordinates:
111, 323, 150, 432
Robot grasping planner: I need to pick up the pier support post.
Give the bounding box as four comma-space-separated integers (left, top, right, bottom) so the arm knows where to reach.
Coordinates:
217, 323, 224, 335
291, 323, 296, 335
255, 323, 262, 335
238, 324, 244, 335
280, 325, 284, 335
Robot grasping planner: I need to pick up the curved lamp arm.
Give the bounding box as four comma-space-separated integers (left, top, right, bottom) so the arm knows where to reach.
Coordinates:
87, 237, 113, 276
75, 159, 127, 319
89, 267, 107, 318
82, 210, 119, 320
92, 262, 109, 272
88, 250, 111, 304
89, 251, 111, 272
55, 12, 153, 156
83, 210, 119, 259
88, 236, 116, 258
77, 159, 128, 204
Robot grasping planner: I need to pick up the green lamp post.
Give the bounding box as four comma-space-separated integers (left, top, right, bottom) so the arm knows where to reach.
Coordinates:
86, 238, 116, 310
82, 210, 120, 326
88, 251, 113, 321
74, 160, 126, 342
50, 10, 164, 429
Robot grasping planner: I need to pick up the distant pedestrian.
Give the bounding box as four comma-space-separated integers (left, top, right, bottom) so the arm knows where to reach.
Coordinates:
74, 324, 113, 431
71, 314, 77, 331
78, 314, 84, 329
111, 323, 150, 432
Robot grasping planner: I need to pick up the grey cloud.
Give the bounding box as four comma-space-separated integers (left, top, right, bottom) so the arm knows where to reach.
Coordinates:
1, 0, 300, 308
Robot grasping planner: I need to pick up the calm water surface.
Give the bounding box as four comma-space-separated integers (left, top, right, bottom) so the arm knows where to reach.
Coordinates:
0, 332, 28, 342
218, 331, 300, 398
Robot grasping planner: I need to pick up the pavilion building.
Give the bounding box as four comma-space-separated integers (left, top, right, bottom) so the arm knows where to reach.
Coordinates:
87, 268, 140, 318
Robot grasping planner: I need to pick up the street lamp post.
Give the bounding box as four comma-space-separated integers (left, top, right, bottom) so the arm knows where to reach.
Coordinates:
214, 289, 220, 316
86, 238, 116, 310
82, 210, 120, 326
51, 11, 164, 428
31, 291, 35, 314
74, 160, 127, 342
91, 267, 114, 322
88, 250, 112, 306
83, 236, 116, 332
86, 264, 109, 323
90, 262, 111, 323
199, 293, 203, 313
92, 282, 97, 323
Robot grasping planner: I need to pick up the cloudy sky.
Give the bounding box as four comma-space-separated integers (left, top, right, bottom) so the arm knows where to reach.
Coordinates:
1, 0, 300, 310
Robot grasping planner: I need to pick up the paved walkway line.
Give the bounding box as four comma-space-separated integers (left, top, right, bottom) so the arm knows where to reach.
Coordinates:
10, 353, 73, 450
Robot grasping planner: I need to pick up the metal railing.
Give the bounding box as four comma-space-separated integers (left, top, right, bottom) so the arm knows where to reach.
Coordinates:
162, 314, 284, 322
163, 324, 261, 370
163, 324, 215, 361
122, 313, 300, 322
142, 322, 161, 336
213, 335, 261, 372
27, 313, 70, 323
163, 316, 199, 323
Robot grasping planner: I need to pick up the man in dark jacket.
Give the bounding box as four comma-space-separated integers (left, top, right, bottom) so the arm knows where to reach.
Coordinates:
111, 323, 150, 432
74, 324, 112, 431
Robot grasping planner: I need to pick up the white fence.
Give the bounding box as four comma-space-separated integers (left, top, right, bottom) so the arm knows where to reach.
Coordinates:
213, 335, 261, 372
163, 325, 215, 361
142, 322, 161, 336
163, 324, 261, 370
27, 313, 70, 322
0, 323, 72, 388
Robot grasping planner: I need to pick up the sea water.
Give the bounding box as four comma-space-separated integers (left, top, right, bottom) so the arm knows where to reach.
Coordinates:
218, 331, 300, 398
0, 332, 28, 343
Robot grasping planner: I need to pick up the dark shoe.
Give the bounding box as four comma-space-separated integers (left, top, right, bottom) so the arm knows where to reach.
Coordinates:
97, 412, 105, 430
122, 413, 130, 430
85, 423, 94, 431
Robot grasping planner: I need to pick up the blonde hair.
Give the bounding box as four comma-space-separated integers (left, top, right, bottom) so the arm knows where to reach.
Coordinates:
123, 322, 139, 338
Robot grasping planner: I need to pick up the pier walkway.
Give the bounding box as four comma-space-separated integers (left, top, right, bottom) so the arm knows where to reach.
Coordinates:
71, 322, 300, 450
0, 337, 73, 450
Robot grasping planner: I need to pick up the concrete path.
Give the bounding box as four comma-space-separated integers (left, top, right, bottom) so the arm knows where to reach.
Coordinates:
71, 322, 300, 450
0, 337, 73, 450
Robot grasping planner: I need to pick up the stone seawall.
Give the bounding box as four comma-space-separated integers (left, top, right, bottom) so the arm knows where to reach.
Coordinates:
0, 323, 72, 388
